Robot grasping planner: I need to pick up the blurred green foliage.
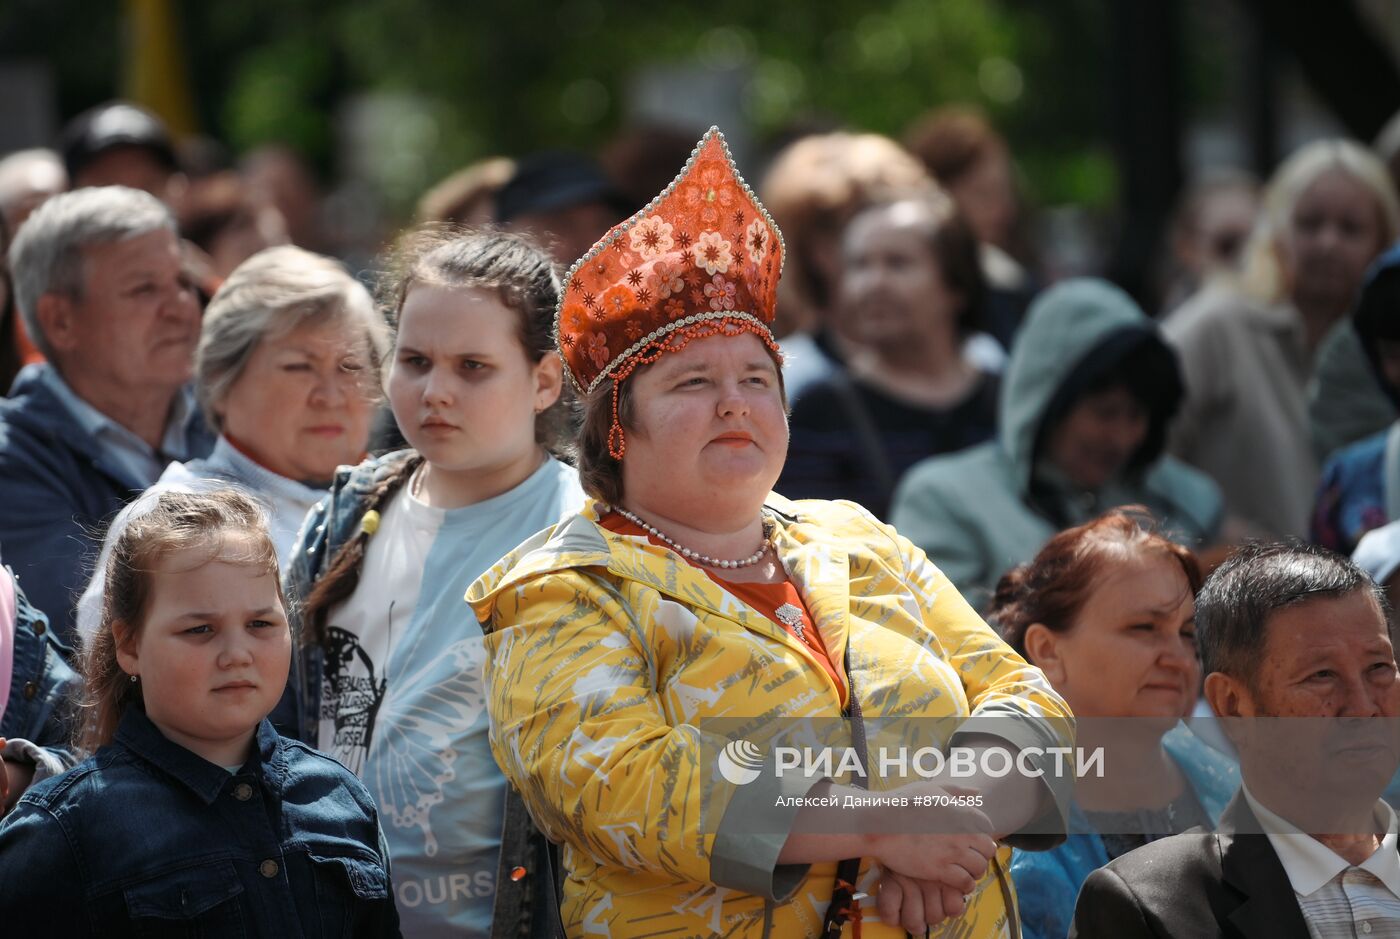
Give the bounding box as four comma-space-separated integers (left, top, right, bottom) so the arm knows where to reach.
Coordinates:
5, 0, 1222, 217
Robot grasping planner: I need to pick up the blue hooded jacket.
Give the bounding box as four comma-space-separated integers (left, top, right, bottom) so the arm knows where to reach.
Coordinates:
890, 279, 1222, 610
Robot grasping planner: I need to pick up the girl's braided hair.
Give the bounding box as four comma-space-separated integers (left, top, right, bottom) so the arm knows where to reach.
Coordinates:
299, 452, 422, 647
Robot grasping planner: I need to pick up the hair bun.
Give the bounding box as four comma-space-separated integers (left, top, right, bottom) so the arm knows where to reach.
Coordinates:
990, 563, 1030, 614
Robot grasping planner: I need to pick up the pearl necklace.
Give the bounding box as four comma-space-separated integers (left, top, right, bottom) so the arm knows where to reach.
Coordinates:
606, 505, 772, 569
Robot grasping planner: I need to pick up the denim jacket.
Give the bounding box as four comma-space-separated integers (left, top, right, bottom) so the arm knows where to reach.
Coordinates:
276, 449, 559, 939
1, 569, 79, 780
0, 706, 400, 937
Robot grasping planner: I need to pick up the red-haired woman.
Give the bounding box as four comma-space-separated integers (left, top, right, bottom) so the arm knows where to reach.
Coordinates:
990, 508, 1238, 939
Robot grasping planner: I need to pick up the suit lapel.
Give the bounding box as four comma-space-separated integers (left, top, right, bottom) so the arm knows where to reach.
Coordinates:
1219, 794, 1313, 939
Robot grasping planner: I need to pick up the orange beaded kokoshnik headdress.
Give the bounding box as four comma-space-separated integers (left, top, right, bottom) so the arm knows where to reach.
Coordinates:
555, 126, 785, 459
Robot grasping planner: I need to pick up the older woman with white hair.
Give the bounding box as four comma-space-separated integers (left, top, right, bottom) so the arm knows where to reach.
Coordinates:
1165, 138, 1400, 540
74, 245, 387, 646
172, 244, 388, 550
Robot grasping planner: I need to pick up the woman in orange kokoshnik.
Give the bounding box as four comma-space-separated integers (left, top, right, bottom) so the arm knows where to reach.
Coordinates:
468, 127, 1075, 938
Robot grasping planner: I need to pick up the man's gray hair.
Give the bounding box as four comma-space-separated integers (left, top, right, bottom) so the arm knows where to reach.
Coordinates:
1197, 541, 1390, 685
8, 185, 175, 360
195, 245, 389, 430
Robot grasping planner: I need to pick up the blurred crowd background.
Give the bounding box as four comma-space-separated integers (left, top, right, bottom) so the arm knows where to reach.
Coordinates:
6, 0, 1400, 302
8, 0, 1400, 589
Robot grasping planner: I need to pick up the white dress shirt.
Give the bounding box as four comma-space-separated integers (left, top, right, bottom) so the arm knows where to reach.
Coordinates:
1244, 784, 1400, 938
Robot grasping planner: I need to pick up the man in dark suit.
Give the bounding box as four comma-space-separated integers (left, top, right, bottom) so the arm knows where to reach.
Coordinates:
1071, 542, 1400, 938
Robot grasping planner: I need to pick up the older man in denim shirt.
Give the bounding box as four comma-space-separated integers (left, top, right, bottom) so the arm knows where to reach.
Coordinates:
0, 186, 212, 645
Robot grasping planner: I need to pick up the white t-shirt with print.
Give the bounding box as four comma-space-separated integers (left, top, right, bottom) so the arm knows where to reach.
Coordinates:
319, 456, 584, 938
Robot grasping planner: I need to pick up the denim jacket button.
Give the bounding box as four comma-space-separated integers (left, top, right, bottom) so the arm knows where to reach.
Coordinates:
22, 681, 37, 700
259, 859, 279, 878
232, 783, 253, 801
33, 621, 44, 636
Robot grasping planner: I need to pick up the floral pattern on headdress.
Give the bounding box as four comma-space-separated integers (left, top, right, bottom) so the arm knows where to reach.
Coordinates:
554, 127, 785, 398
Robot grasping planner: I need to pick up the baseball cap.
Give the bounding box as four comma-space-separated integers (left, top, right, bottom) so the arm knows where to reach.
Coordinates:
494, 151, 630, 223
59, 101, 178, 182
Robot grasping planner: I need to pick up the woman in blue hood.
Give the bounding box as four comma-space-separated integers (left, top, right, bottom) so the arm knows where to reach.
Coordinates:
891, 278, 1222, 611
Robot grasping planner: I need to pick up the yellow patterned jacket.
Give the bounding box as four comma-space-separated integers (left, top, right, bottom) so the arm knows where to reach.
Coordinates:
467, 495, 1074, 938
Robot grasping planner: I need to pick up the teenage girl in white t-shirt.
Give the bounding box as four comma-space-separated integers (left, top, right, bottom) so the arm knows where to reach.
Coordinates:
282, 230, 584, 939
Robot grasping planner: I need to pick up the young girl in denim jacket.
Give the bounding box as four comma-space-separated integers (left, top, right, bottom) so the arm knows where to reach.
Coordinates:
279, 229, 584, 938
0, 489, 400, 937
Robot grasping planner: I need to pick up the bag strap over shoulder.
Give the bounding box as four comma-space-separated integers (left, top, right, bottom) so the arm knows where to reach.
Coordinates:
541, 836, 568, 939
821, 643, 869, 939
